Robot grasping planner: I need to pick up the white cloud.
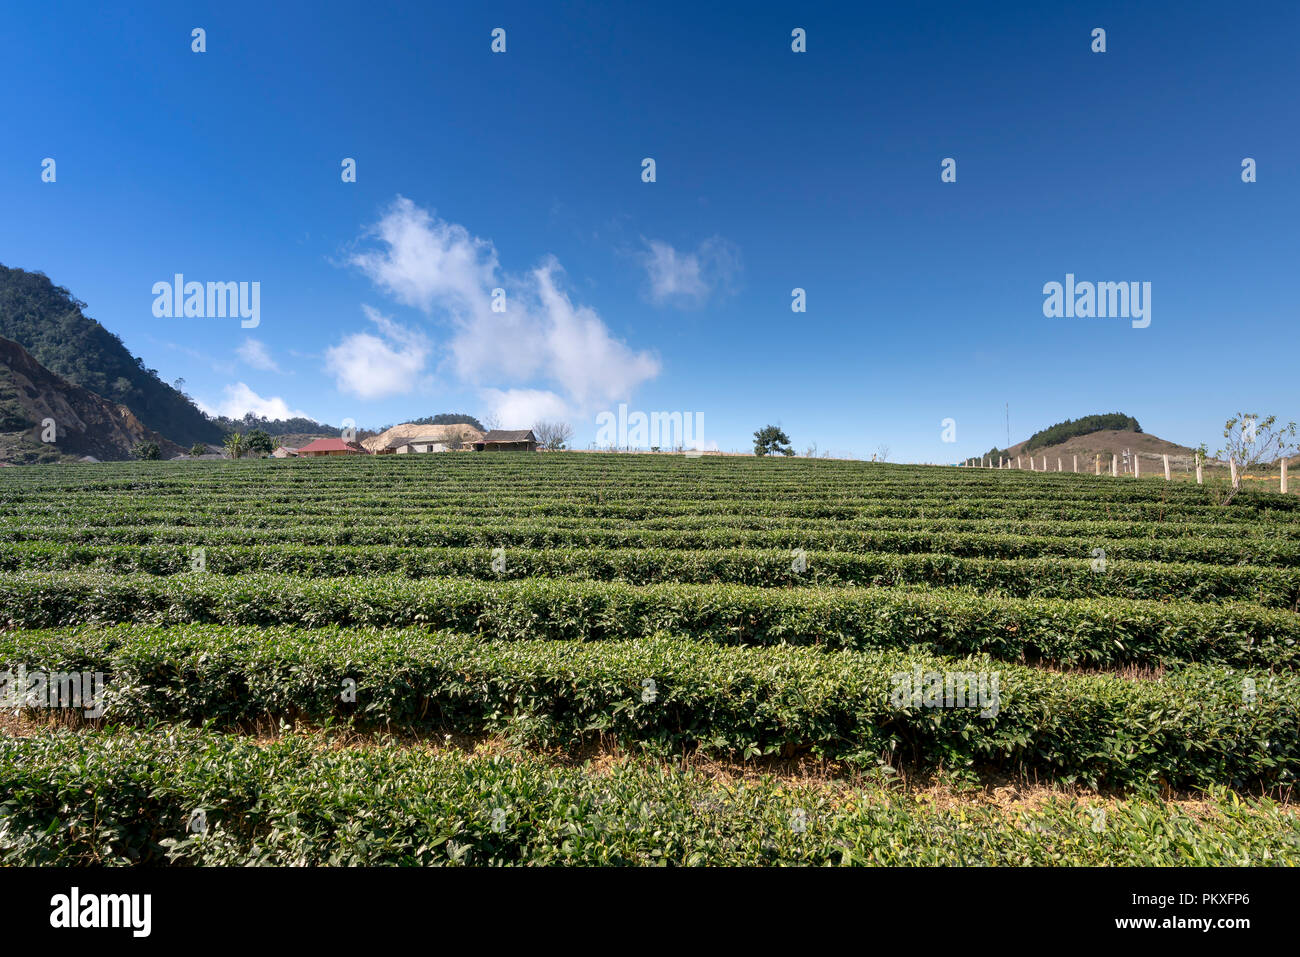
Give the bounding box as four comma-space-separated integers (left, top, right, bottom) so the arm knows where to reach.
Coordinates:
480, 388, 572, 430
640, 236, 741, 308
197, 383, 311, 421
324, 305, 432, 400
343, 197, 659, 412
349, 196, 499, 316
236, 338, 280, 372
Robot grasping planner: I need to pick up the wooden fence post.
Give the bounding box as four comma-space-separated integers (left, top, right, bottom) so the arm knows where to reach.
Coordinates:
1017, 457, 1021, 469
1283, 459, 1289, 494
1163, 454, 1170, 481
1073, 454, 1078, 473
1230, 457, 1238, 487
1057, 457, 1062, 472
1195, 453, 1203, 485
1134, 455, 1140, 478
1112, 454, 1118, 476
1095, 455, 1100, 475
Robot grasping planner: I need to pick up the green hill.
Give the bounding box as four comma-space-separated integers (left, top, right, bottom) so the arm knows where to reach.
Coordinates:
0, 264, 223, 446
1023, 413, 1141, 452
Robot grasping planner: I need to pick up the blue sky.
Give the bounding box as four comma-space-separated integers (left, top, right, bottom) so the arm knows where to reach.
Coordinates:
2, 0, 1296, 460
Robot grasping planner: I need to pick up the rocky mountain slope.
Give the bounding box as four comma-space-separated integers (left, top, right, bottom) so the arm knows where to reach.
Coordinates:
0, 335, 183, 463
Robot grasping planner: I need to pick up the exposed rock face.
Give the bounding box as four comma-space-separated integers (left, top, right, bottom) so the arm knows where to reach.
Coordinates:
0, 335, 184, 461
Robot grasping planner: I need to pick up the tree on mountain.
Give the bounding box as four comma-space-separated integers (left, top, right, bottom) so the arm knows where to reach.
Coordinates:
207, 412, 341, 438
407, 413, 487, 432
754, 425, 794, 457
1022, 413, 1141, 452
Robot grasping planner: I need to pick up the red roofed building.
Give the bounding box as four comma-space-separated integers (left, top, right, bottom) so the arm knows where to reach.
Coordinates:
296, 437, 368, 457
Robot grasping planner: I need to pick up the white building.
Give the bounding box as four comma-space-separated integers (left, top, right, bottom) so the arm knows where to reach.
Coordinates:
396, 437, 450, 454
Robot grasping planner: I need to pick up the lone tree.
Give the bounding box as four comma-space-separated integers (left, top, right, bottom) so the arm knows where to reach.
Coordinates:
223, 431, 247, 460
189, 442, 208, 457
533, 420, 574, 451
245, 429, 274, 455
1217, 413, 1298, 490
753, 425, 794, 457
131, 441, 161, 461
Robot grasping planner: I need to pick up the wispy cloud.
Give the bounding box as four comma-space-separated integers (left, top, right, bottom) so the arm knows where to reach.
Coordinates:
236, 338, 281, 372
639, 236, 741, 308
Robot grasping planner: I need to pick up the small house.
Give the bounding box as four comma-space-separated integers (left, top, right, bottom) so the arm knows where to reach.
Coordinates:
296, 438, 367, 457
474, 429, 539, 452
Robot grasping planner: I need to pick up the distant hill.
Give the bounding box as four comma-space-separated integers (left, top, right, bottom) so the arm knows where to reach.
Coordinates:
209, 413, 341, 439
0, 336, 183, 463
404, 413, 486, 432
1004, 429, 1195, 466
976, 413, 1199, 471
265, 432, 336, 450
1022, 413, 1141, 452
0, 264, 223, 446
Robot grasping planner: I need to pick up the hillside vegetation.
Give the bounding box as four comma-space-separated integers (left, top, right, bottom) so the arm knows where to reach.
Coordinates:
1023, 413, 1141, 452
0, 264, 223, 446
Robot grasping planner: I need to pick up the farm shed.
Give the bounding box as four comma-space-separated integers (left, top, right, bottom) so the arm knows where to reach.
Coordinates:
475, 429, 539, 452
296, 438, 367, 457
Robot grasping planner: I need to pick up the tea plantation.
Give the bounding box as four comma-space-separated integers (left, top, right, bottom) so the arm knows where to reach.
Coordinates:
1, 453, 1297, 865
